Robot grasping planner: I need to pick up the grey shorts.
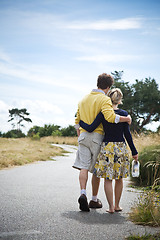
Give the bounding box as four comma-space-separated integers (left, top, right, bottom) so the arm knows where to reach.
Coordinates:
72, 132, 104, 173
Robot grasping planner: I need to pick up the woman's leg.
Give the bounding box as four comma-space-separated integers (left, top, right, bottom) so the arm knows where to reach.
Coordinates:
114, 178, 123, 211
104, 179, 114, 213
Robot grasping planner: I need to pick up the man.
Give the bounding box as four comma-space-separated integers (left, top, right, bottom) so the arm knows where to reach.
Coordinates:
73, 73, 131, 212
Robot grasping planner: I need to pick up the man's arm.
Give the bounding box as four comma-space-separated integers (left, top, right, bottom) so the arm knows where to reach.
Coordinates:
101, 96, 132, 125
76, 128, 80, 137
74, 106, 80, 134
119, 115, 132, 125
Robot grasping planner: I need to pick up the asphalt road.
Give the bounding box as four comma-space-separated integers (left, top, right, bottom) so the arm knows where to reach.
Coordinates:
0, 144, 159, 240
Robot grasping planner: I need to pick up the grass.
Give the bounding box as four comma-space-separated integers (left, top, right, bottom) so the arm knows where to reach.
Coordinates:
0, 137, 71, 169
42, 136, 78, 146
0, 133, 159, 170
126, 232, 160, 240
127, 133, 160, 228
129, 190, 160, 227
132, 132, 160, 154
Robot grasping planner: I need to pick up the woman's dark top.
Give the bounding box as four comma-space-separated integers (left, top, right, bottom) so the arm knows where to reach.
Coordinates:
79, 109, 138, 156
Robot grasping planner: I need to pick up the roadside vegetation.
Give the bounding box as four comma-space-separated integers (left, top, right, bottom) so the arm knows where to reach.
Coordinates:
0, 137, 73, 169
128, 133, 160, 229
126, 232, 160, 240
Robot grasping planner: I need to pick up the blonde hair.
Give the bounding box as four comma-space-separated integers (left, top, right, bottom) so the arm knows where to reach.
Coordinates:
108, 88, 123, 105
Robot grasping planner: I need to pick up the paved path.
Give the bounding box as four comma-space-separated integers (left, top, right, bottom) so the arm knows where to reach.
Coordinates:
0, 144, 159, 240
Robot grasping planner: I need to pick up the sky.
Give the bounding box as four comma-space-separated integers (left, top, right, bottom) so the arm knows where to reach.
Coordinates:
0, 0, 160, 133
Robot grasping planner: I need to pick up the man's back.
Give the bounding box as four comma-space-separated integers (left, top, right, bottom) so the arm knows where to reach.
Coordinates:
75, 90, 116, 135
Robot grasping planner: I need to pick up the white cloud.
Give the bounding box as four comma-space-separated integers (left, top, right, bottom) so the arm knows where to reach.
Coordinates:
146, 121, 160, 132
0, 54, 87, 93
0, 100, 12, 132
0, 99, 65, 133
66, 18, 142, 30
7, 99, 64, 116
0, 100, 10, 113
76, 54, 141, 63
0, 9, 143, 31
0, 49, 11, 62
20, 99, 64, 115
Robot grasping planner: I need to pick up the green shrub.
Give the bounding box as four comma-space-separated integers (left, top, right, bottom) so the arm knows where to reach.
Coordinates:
27, 126, 41, 137
31, 133, 40, 141
3, 130, 26, 138
129, 190, 160, 227
52, 130, 62, 136
61, 125, 77, 136
131, 145, 160, 186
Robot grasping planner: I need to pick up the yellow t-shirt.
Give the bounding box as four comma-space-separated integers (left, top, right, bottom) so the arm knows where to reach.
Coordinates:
75, 91, 116, 135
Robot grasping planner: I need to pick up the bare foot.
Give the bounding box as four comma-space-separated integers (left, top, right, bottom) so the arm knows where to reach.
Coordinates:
106, 209, 115, 214
114, 207, 122, 212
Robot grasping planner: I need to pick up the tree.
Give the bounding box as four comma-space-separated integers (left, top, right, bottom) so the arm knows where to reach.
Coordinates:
132, 78, 160, 131
8, 108, 32, 131
27, 124, 61, 137
3, 129, 26, 138
61, 125, 77, 136
27, 126, 41, 137
111, 71, 133, 112
111, 71, 160, 132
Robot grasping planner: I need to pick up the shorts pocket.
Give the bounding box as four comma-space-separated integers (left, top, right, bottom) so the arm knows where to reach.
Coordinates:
78, 135, 85, 143
92, 138, 102, 146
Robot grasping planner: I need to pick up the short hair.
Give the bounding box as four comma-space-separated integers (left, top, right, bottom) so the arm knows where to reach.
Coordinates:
108, 88, 123, 105
97, 73, 114, 89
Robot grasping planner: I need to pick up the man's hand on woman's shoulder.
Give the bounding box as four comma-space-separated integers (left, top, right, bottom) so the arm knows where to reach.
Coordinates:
127, 115, 132, 125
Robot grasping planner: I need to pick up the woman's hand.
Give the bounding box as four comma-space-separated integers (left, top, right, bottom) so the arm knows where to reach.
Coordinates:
132, 154, 138, 161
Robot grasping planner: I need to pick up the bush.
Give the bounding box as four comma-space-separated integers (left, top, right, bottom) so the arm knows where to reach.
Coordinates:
27, 124, 61, 137
27, 126, 41, 137
52, 130, 62, 136
131, 145, 160, 186
31, 133, 40, 141
129, 190, 160, 227
3, 130, 26, 138
27, 124, 77, 137
61, 125, 77, 136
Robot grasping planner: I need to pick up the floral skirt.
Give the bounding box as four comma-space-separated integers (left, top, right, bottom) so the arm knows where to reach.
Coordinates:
93, 142, 130, 180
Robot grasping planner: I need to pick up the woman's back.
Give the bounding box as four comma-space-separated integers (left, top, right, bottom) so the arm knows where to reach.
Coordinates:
102, 108, 128, 142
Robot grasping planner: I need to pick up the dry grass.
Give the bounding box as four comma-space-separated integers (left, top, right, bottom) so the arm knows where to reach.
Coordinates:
128, 133, 160, 227
132, 132, 160, 153
0, 137, 68, 169
41, 136, 78, 146
125, 132, 160, 160
129, 190, 160, 227
0, 133, 159, 170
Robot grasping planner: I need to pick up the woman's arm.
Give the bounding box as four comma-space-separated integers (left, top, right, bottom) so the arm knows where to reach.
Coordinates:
124, 123, 138, 156
79, 112, 104, 132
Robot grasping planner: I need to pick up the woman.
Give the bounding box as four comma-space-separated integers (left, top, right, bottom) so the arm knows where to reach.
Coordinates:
79, 88, 138, 213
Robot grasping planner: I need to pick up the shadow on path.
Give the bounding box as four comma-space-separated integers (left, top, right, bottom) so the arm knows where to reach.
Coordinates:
62, 210, 126, 225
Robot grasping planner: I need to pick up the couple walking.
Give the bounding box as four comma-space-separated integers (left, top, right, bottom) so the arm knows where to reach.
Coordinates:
73, 73, 138, 213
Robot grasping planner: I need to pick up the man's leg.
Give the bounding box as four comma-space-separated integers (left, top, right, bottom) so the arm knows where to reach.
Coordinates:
79, 169, 88, 190
78, 169, 90, 212
88, 174, 102, 208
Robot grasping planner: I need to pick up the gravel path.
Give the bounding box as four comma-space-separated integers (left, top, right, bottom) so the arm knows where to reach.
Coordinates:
0, 144, 159, 240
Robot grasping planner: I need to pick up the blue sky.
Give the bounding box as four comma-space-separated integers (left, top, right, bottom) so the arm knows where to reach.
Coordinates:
0, 0, 160, 133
